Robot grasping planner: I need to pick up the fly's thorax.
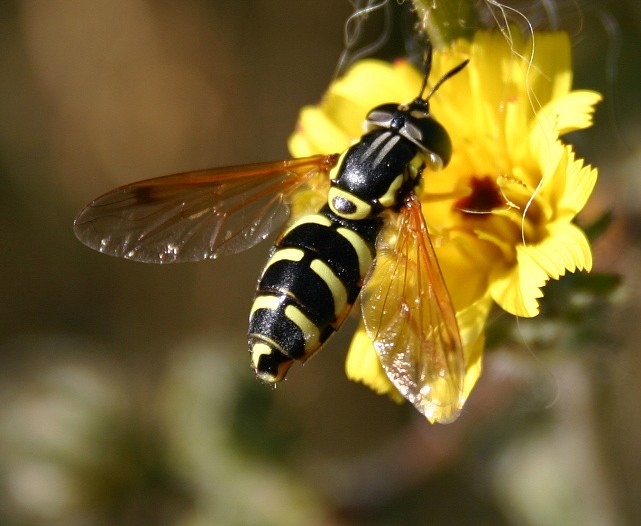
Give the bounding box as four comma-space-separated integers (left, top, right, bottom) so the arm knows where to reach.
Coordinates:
364, 99, 452, 171
328, 130, 426, 220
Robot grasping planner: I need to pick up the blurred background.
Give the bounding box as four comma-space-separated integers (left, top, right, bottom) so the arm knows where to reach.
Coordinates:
1, 1, 640, 524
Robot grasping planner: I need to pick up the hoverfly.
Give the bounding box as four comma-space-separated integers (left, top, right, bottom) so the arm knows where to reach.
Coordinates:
74, 47, 469, 423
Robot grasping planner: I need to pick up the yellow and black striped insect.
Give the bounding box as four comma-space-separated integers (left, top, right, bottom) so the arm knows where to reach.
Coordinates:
74, 50, 469, 422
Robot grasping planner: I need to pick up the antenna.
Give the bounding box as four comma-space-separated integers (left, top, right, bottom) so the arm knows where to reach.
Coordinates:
417, 41, 433, 100
417, 41, 470, 102
426, 59, 470, 100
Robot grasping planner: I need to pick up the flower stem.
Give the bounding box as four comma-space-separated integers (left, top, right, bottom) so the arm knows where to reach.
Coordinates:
411, 0, 478, 47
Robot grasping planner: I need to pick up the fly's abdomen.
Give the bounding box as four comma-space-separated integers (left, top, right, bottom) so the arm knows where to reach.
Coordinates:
249, 209, 379, 382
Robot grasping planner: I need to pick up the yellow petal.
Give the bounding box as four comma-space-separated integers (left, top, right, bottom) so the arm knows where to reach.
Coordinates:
345, 325, 404, 403
534, 222, 593, 275
464, 32, 570, 138
530, 136, 598, 221
554, 148, 599, 218
320, 92, 367, 139
331, 59, 421, 112
287, 106, 352, 157
457, 294, 492, 355
489, 256, 546, 318
289, 60, 426, 159
540, 90, 602, 136
462, 333, 485, 403
287, 133, 315, 159
456, 295, 492, 402
529, 117, 564, 188
490, 222, 593, 317
523, 32, 572, 107
435, 233, 496, 309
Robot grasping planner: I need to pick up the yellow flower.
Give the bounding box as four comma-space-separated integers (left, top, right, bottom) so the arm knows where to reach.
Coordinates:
289, 31, 600, 422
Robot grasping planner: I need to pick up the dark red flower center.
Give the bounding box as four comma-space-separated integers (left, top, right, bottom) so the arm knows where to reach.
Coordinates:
455, 176, 504, 216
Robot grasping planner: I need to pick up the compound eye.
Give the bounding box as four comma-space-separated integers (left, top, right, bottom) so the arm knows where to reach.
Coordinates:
410, 117, 453, 168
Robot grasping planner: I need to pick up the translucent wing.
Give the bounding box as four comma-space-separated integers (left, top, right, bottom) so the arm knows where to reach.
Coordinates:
74, 154, 338, 263
361, 192, 465, 423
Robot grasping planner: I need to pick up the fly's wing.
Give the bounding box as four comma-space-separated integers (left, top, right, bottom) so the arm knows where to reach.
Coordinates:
74, 154, 337, 263
361, 192, 465, 423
